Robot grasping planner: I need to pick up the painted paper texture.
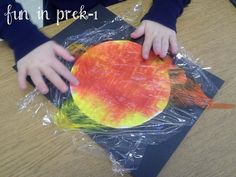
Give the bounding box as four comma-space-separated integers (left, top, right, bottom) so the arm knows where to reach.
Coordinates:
54, 40, 234, 130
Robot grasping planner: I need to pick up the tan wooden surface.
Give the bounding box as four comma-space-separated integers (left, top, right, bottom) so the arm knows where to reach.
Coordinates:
0, 0, 236, 177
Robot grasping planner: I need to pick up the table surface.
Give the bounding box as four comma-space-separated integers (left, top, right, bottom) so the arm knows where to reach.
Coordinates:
0, 0, 236, 177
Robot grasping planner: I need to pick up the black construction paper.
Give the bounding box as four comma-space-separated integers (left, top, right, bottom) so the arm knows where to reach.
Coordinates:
14, 5, 225, 177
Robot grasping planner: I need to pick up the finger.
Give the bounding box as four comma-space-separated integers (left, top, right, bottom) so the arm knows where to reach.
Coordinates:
169, 34, 178, 54
130, 23, 145, 39
52, 42, 74, 61
142, 33, 153, 59
160, 37, 169, 58
40, 66, 68, 93
28, 69, 49, 94
152, 36, 162, 56
17, 66, 27, 90
51, 59, 79, 86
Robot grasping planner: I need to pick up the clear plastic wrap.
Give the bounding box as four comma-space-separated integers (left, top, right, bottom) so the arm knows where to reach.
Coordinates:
17, 44, 233, 173
17, 1, 234, 175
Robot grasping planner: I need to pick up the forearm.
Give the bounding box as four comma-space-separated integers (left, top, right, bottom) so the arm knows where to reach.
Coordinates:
142, 0, 191, 31
0, 0, 49, 62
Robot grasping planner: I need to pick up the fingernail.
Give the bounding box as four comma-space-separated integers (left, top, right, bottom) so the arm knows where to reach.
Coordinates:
62, 86, 68, 93
161, 54, 165, 58
21, 86, 27, 90
41, 89, 48, 94
75, 80, 79, 85
73, 79, 79, 86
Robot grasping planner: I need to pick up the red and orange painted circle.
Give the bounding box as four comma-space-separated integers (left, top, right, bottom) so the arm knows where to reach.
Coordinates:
70, 40, 172, 128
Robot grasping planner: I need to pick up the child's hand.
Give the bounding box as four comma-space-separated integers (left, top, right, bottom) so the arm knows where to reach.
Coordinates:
16, 41, 79, 94
131, 20, 178, 59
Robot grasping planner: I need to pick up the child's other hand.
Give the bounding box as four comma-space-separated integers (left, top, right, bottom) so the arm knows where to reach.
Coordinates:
16, 41, 79, 94
131, 20, 178, 59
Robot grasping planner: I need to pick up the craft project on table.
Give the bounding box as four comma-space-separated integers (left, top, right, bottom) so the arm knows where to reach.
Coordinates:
16, 5, 233, 177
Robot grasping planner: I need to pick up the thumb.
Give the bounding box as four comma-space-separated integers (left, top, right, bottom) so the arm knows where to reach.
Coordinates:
52, 42, 74, 61
130, 22, 145, 39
